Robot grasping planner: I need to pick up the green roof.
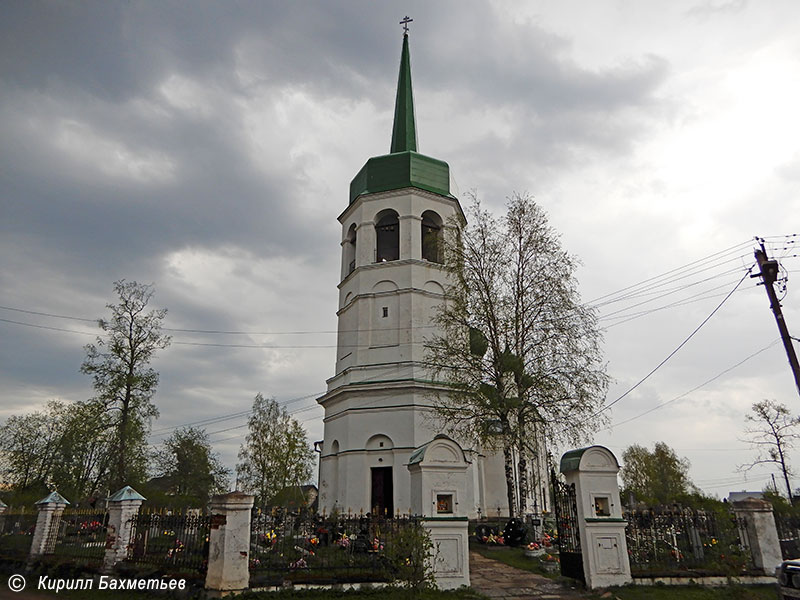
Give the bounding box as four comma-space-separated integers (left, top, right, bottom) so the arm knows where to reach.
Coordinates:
108, 485, 146, 502
408, 444, 428, 465
350, 151, 452, 204
391, 34, 417, 153
349, 33, 453, 204
36, 491, 70, 505
560, 447, 589, 474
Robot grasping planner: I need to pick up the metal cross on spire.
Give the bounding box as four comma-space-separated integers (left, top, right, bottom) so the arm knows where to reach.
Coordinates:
400, 16, 413, 34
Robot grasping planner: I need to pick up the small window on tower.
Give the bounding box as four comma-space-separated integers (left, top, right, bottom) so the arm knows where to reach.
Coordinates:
382, 307, 389, 318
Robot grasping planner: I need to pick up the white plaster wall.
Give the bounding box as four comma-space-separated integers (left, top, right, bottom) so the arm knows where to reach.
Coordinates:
320, 187, 518, 519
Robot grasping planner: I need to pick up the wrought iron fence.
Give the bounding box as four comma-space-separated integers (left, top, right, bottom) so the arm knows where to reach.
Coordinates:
0, 509, 37, 559
249, 509, 423, 586
125, 509, 210, 574
551, 470, 583, 584
775, 514, 800, 559
52, 507, 108, 565
624, 507, 754, 575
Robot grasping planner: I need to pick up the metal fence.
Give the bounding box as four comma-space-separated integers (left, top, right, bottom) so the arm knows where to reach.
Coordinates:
775, 514, 800, 559
249, 509, 422, 586
624, 507, 754, 576
125, 509, 210, 574
0, 509, 37, 559
52, 507, 108, 565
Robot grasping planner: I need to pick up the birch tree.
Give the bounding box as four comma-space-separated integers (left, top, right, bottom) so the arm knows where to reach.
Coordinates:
236, 394, 314, 506
81, 280, 170, 489
740, 399, 800, 500
425, 192, 608, 516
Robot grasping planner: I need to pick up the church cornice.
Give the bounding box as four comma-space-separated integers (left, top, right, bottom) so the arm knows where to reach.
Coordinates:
337, 269, 446, 296
318, 376, 451, 407
338, 186, 464, 225
323, 401, 440, 423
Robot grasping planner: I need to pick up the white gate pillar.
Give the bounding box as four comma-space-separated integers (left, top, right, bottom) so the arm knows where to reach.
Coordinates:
103, 486, 146, 572
30, 492, 69, 557
205, 491, 254, 595
732, 498, 783, 575
408, 435, 470, 590
560, 445, 632, 589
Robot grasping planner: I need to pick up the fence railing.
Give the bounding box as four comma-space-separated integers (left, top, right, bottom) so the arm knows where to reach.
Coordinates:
249, 509, 421, 586
775, 514, 800, 559
624, 507, 754, 576
52, 507, 108, 565
125, 510, 210, 574
0, 509, 37, 559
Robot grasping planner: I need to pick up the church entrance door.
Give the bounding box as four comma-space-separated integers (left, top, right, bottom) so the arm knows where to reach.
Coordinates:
370, 466, 393, 516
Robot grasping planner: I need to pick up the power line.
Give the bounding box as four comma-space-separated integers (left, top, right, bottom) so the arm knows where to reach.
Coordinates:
589, 265, 754, 419
148, 391, 324, 438
604, 338, 781, 429
592, 252, 752, 310
0, 238, 775, 339
587, 239, 752, 305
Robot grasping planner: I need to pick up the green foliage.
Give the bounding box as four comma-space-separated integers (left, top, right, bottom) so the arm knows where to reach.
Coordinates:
0, 400, 113, 503
151, 427, 230, 506
383, 519, 434, 589
621, 442, 697, 505
468, 326, 488, 357
426, 192, 609, 515
81, 280, 170, 489
237, 394, 314, 506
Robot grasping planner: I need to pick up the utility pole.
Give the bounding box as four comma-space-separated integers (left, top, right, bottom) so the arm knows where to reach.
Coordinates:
752, 239, 800, 398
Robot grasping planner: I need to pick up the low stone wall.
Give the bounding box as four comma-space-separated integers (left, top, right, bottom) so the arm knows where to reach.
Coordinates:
631, 574, 776, 586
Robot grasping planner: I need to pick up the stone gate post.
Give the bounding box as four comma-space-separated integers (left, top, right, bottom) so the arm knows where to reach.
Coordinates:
205, 491, 254, 596
30, 492, 69, 557
731, 498, 783, 575
560, 445, 632, 589
407, 435, 471, 590
103, 486, 146, 572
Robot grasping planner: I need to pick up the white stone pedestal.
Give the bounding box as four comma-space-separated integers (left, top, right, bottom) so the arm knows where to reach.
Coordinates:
30, 492, 69, 557
732, 498, 783, 575
423, 517, 470, 590
560, 445, 632, 589
103, 486, 145, 572
205, 491, 254, 596
407, 435, 471, 589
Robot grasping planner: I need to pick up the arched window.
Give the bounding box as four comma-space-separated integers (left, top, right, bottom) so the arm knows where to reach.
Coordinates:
422, 211, 443, 263
375, 211, 399, 262
344, 224, 357, 276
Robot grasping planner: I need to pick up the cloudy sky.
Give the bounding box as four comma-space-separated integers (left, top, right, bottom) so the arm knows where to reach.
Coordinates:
2, 0, 800, 498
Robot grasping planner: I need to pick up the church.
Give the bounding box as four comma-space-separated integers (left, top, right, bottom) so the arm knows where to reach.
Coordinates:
316, 28, 548, 519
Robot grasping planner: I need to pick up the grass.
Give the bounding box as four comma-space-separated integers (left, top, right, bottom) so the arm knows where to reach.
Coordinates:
469, 541, 559, 577
469, 542, 779, 600
591, 583, 778, 600
30, 585, 487, 600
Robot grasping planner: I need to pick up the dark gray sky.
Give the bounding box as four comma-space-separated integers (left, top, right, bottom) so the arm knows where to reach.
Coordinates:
2, 0, 799, 497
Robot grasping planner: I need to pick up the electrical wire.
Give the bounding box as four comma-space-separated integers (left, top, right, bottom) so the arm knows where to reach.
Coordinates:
588, 265, 755, 419
603, 338, 781, 429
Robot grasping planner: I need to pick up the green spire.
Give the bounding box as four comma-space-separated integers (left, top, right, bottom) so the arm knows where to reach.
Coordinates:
390, 34, 417, 153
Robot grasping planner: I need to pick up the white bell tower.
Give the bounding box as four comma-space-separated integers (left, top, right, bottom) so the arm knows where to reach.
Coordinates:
317, 31, 512, 518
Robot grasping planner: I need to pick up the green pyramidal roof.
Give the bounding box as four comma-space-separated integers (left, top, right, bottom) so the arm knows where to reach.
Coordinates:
390, 34, 417, 153
36, 491, 70, 505
349, 33, 453, 205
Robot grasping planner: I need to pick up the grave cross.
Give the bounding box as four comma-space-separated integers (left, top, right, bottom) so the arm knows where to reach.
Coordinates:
399, 16, 413, 34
